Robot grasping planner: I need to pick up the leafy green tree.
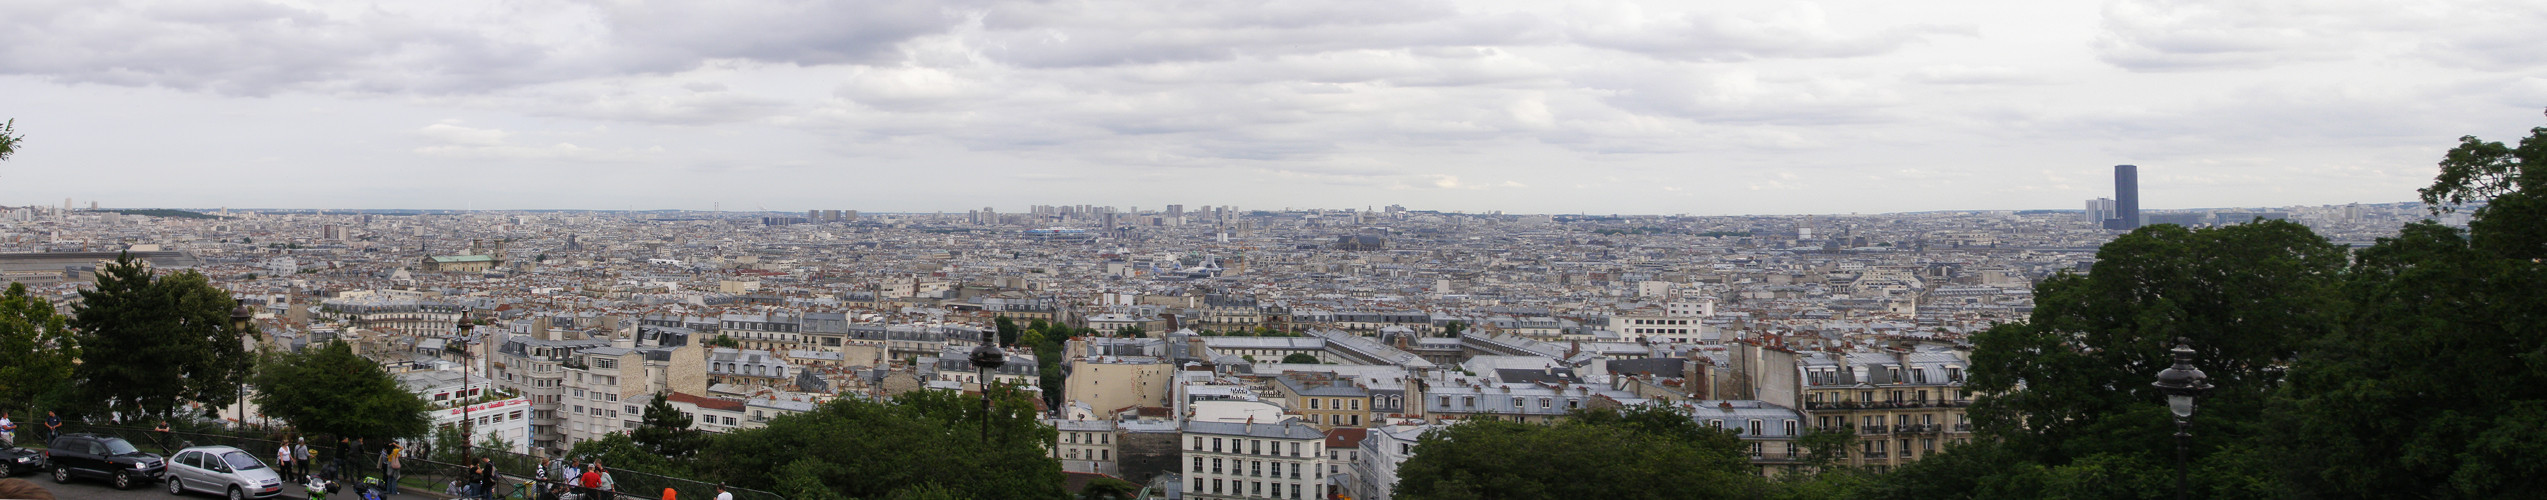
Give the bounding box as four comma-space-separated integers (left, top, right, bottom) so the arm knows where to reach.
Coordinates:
632, 392, 706, 458
71, 253, 255, 420
0, 118, 20, 162
1441, 321, 1467, 337
995, 316, 1021, 347
1280, 353, 1321, 364
249, 341, 432, 440
709, 334, 740, 348
1968, 221, 2343, 465
2265, 123, 2547, 497
693, 384, 1063, 500
1396, 405, 1755, 500
1078, 477, 1138, 500
2418, 123, 2547, 260
0, 283, 78, 416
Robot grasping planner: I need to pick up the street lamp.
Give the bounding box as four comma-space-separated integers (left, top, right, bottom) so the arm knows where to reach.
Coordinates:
2150, 338, 2211, 500
967, 330, 1007, 442
232, 305, 255, 430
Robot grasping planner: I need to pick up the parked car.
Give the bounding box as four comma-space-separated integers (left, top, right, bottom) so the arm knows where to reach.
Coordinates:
165, 445, 286, 500
46, 433, 165, 489
1, 446, 45, 477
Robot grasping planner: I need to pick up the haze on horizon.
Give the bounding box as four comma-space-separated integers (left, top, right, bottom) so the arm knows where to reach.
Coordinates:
1, 0, 2540, 215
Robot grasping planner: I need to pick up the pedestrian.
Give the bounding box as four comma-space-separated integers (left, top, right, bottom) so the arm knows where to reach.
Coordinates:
43, 411, 61, 442
384, 441, 404, 496
577, 463, 601, 500
153, 420, 173, 454
595, 465, 614, 494
294, 438, 314, 480
661, 486, 676, 500
334, 437, 352, 480
478, 458, 498, 500
713, 484, 732, 500
1, 411, 16, 447
278, 439, 296, 482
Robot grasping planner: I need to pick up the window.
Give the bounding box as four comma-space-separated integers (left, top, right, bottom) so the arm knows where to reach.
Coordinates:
1708, 419, 1723, 428
1290, 442, 1300, 457
1350, 399, 1361, 411
1212, 458, 1222, 474
1749, 419, 1764, 436
1252, 440, 1263, 455
1540, 398, 1551, 409
1309, 398, 1321, 410
1213, 438, 1223, 453
1193, 437, 1204, 450
1193, 457, 1203, 473
1785, 420, 1798, 436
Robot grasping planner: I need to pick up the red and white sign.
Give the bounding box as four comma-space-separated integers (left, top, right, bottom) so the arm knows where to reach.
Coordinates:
440, 397, 530, 417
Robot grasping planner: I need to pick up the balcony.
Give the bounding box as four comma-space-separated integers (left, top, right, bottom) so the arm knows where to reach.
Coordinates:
1863, 451, 1889, 459
1952, 424, 1974, 433
1858, 426, 1890, 436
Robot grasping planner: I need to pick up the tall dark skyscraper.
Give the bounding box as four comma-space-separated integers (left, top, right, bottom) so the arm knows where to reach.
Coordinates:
2106, 164, 2140, 230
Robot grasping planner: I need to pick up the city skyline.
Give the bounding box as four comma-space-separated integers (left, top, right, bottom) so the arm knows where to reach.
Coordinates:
3, 1, 2541, 214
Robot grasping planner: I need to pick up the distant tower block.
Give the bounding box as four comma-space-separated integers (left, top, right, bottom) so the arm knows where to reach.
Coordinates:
2106, 165, 2141, 230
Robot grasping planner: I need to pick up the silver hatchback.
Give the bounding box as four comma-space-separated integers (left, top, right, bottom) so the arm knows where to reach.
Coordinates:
163, 446, 285, 500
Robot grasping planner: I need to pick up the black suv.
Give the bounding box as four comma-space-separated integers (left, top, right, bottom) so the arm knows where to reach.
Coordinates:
0, 445, 43, 477
46, 433, 165, 489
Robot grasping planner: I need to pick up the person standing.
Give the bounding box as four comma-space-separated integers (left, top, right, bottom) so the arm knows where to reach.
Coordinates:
595, 465, 615, 495
294, 438, 313, 480
577, 464, 601, 500
43, 412, 61, 442
153, 420, 173, 454
714, 484, 732, 500
1, 411, 16, 447
477, 458, 498, 500
383, 442, 403, 496
278, 439, 296, 482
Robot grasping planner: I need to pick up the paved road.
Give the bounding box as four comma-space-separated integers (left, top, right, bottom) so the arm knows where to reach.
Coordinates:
13, 473, 319, 500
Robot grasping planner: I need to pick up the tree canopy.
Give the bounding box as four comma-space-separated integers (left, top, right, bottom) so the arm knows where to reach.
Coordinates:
0, 283, 78, 416
689, 385, 1063, 500
249, 340, 433, 440
71, 253, 254, 420
1395, 405, 1756, 500
632, 392, 706, 459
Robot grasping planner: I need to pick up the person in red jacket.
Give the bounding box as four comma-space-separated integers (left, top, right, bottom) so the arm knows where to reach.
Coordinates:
578, 465, 602, 499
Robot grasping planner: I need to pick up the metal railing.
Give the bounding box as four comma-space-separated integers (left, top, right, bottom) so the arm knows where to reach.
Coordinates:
48, 423, 779, 500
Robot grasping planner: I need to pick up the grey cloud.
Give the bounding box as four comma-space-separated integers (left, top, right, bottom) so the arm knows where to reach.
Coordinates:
971, 0, 1554, 68
0, 0, 971, 96
1566, 4, 1972, 62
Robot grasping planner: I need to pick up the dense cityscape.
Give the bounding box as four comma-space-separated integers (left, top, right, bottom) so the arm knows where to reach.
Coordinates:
5, 1, 2546, 499
0, 171, 2451, 499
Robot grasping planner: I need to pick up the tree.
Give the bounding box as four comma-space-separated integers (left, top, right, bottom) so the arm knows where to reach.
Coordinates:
1078, 477, 1139, 500
1395, 405, 1756, 500
2265, 122, 2547, 497
1441, 321, 1467, 338
692, 385, 1063, 500
0, 119, 20, 162
632, 392, 705, 458
71, 253, 255, 420
1280, 353, 1321, 364
249, 341, 432, 440
1968, 220, 2344, 466
2418, 121, 2547, 260
0, 283, 78, 416
995, 316, 1021, 347
708, 334, 740, 348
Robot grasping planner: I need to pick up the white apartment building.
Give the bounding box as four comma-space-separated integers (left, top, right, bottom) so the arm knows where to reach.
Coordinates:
490, 335, 612, 452
560, 342, 705, 446
1182, 419, 1328, 500
1350, 424, 1434, 500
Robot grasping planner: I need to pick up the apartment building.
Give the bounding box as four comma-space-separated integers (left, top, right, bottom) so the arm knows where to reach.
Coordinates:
1272, 373, 1370, 430
1182, 419, 1329, 500
490, 335, 612, 452
1794, 346, 1974, 473
561, 341, 707, 445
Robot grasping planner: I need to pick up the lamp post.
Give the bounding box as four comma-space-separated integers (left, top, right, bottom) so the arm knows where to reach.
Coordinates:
967, 330, 1007, 443
232, 305, 255, 430
2150, 338, 2211, 500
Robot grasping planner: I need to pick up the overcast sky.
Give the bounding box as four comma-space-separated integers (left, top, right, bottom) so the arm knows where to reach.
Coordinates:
2, 0, 2541, 215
